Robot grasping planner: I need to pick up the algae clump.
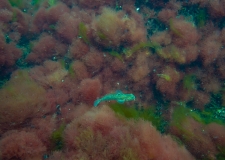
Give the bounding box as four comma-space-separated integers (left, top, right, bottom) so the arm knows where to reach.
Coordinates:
109, 103, 163, 130
51, 124, 66, 150
78, 22, 90, 44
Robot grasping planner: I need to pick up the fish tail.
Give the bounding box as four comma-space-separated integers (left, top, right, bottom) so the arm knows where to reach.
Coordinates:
94, 99, 101, 107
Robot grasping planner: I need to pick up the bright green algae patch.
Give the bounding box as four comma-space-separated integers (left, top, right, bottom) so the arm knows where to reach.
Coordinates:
109, 103, 163, 131
8, 0, 23, 8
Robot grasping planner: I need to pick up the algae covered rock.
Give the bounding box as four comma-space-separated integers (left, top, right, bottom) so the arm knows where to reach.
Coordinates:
0, 70, 47, 130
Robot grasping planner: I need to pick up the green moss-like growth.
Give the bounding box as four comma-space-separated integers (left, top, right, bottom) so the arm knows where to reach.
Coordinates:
59, 59, 66, 68
31, 0, 45, 10
124, 41, 160, 57
183, 74, 196, 91
109, 103, 139, 119
170, 102, 203, 128
51, 124, 66, 150
109, 51, 123, 61
49, 24, 56, 30
169, 19, 182, 37
196, 9, 207, 28
32, 0, 41, 5
97, 31, 107, 40
109, 103, 162, 130
8, 0, 23, 8
217, 153, 225, 160
11, 10, 18, 22
216, 146, 225, 160
68, 65, 75, 78
78, 22, 90, 45
157, 74, 171, 81
201, 93, 225, 125
120, 147, 139, 160
48, 0, 57, 7
171, 95, 225, 126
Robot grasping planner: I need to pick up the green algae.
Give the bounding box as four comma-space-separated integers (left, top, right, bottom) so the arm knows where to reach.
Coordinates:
11, 9, 18, 22
171, 98, 225, 127
97, 31, 107, 40
68, 63, 75, 78
48, 0, 56, 7
78, 22, 90, 44
157, 74, 171, 81
49, 24, 56, 30
8, 0, 23, 8
121, 147, 139, 160
51, 124, 66, 150
196, 9, 207, 28
202, 93, 225, 125
32, 0, 41, 5
169, 18, 184, 37
170, 102, 203, 128
217, 146, 225, 160
109, 103, 139, 119
109, 103, 163, 130
109, 51, 123, 61
183, 74, 196, 91
124, 41, 160, 57
31, 0, 45, 10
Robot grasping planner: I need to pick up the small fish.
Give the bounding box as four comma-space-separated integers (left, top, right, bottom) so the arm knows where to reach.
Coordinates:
94, 90, 135, 107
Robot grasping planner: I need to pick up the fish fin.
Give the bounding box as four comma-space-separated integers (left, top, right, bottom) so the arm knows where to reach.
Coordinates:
94, 99, 101, 107
117, 99, 125, 104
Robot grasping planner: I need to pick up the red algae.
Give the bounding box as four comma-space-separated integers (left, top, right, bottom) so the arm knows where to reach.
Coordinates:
199, 33, 222, 66
47, 3, 70, 24
69, 39, 90, 59
82, 50, 104, 75
78, 0, 115, 8
110, 58, 126, 73
156, 67, 181, 97
71, 60, 90, 81
30, 116, 56, 147
60, 103, 90, 123
150, 31, 172, 46
0, 0, 12, 10
0, 70, 47, 130
63, 106, 194, 160
170, 18, 200, 47
31, 7, 48, 32
208, 0, 225, 18
193, 91, 210, 110
91, 7, 146, 48
170, 117, 218, 159
79, 78, 102, 105
128, 51, 151, 82
56, 12, 79, 43
158, 9, 177, 23
26, 35, 59, 63
0, 31, 22, 71
10, 8, 30, 35
206, 123, 225, 147
0, 131, 46, 160
0, 9, 13, 23
1, 0, 225, 159
29, 60, 68, 88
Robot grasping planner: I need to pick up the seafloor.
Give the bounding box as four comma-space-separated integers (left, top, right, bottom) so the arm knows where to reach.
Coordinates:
0, 0, 225, 159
